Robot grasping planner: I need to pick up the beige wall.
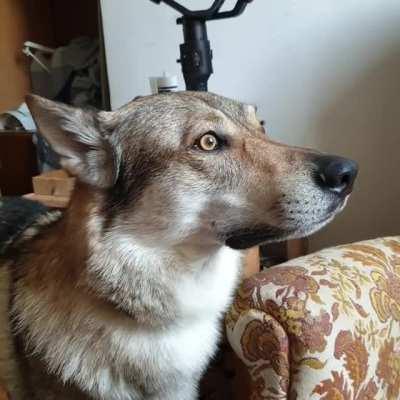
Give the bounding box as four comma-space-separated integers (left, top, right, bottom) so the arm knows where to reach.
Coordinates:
309, 47, 400, 249
102, 0, 400, 250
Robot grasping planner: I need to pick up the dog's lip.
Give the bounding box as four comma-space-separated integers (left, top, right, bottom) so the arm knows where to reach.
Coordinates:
224, 194, 350, 251
313, 208, 338, 225
224, 205, 345, 250
224, 225, 287, 250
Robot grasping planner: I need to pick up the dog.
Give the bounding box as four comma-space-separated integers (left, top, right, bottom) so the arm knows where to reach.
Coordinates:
0, 91, 357, 399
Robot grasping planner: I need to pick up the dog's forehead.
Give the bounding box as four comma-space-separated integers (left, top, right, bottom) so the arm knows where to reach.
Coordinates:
116, 92, 256, 127
108, 92, 262, 152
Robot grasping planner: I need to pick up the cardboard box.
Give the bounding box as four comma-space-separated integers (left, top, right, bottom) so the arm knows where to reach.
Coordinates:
32, 169, 75, 197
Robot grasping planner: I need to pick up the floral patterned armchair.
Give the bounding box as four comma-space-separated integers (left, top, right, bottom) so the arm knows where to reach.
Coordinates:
226, 237, 400, 399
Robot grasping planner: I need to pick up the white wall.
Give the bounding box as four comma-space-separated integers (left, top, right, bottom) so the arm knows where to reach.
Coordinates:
101, 0, 400, 250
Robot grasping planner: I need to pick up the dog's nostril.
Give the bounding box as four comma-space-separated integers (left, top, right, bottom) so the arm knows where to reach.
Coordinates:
314, 155, 358, 196
341, 173, 351, 186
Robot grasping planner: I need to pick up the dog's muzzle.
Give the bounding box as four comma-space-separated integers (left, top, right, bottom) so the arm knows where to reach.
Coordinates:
224, 155, 358, 250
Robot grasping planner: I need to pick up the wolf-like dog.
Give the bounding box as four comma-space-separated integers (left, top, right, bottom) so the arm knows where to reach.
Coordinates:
0, 92, 357, 399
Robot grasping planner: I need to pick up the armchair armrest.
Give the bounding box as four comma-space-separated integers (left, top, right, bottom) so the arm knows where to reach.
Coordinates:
226, 237, 400, 399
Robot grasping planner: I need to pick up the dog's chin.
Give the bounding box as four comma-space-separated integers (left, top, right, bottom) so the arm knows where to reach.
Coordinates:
224, 210, 339, 250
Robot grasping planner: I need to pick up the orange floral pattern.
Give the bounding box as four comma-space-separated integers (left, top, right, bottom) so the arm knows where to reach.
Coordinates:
241, 316, 290, 398
226, 237, 400, 399
377, 339, 400, 399
313, 330, 378, 399
313, 371, 352, 400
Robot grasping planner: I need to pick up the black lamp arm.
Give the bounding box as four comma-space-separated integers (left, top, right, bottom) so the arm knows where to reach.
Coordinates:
149, 0, 254, 91
151, 0, 252, 20
150, 0, 225, 19
206, 0, 252, 21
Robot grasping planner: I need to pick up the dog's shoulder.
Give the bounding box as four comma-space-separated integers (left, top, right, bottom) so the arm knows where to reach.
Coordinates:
0, 198, 62, 399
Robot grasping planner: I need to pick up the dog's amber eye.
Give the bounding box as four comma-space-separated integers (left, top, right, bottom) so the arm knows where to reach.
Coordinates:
198, 132, 219, 151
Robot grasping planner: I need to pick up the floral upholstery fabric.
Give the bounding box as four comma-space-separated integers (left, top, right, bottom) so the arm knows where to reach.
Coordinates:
226, 237, 400, 399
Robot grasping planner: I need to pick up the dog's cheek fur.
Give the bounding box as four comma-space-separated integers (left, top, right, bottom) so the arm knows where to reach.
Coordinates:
184, 146, 270, 219
101, 148, 228, 242
195, 138, 325, 237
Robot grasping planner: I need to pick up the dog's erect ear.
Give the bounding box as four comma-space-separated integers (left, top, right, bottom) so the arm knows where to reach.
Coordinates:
26, 95, 118, 189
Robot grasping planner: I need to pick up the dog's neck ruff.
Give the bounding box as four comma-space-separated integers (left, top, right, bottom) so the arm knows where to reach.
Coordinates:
8, 199, 243, 399
85, 210, 242, 326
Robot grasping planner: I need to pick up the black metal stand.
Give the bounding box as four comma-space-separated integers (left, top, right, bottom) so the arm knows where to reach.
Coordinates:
150, 0, 253, 91
179, 19, 212, 91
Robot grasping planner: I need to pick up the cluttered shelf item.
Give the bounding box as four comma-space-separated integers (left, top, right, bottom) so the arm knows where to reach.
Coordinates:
23, 169, 75, 209
1, 0, 108, 198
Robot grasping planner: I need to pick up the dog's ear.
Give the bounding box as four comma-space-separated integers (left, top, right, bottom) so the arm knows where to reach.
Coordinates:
26, 95, 118, 189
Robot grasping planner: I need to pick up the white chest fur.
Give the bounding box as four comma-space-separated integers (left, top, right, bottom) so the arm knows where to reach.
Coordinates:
87, 246, 242, 399
175, 246, 243, 319
92, 246, 243, 399
15, 245, 243, 400
108, 246, 243, 398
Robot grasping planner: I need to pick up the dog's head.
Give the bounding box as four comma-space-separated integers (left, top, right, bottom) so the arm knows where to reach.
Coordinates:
27, 92, 357, 251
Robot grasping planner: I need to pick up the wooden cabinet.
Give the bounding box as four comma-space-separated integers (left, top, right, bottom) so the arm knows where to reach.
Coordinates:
0, 0, 99, 113
0, 131, 38, 195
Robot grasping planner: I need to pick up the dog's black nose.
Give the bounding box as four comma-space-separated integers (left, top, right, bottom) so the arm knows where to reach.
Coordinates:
314, 155, 358, 195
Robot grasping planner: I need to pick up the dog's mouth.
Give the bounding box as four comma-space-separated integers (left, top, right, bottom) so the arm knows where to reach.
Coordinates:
224, 203, 344, 250
225, 226, 288, 250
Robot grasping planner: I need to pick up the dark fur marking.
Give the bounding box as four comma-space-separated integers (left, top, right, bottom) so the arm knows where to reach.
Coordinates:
224, 225, 287, 250
0, 198, 49, 256
102, 150, 170, 229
